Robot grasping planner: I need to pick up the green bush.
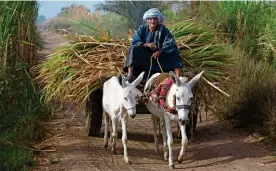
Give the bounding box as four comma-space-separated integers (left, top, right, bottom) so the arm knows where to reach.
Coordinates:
49, 17, 71, 32
0, 144, 33, 171
215, 49, 276, 137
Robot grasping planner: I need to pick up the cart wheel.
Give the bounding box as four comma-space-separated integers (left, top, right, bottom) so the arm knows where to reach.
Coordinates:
85, 88, 103, 137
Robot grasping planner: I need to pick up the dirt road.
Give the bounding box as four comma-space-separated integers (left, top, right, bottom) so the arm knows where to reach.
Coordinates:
33, 108, 276, 171
33, 31, 276, 171
38, 30, 69, 58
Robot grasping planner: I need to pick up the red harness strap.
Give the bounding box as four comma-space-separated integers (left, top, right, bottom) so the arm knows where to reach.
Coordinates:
149, 78, 177, 114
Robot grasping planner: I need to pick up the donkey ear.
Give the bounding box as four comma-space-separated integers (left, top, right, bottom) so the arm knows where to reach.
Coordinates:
131, 72, 145, 87
169, 71, 181, 86
144, 73, 160, 93
189, 70, 204, 88
120, 74, 127, 88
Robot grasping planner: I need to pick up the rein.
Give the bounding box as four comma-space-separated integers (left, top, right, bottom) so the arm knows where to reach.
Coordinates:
144, 55, 164, 103
146, 55, 164, 82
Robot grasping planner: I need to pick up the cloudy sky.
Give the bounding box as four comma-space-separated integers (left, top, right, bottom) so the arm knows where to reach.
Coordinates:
38, 1, 103, 19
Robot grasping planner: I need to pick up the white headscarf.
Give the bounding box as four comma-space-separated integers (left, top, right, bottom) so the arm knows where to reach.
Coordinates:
143, 8, 164, 24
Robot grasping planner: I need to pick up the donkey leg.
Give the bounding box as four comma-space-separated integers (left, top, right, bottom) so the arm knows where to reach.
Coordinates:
104, 111, 109, 148
109, 119, 112, 143
121, 114, 130, 163
111, 117, 118, 154
151, 114, 160, 154
178, 124, 188, 163
162, 118, 168, 161
164, 115, 175, 169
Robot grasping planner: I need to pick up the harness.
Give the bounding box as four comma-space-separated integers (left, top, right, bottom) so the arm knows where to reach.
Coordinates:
146, 74, 193, 115
148, 77, 177, 114
176, 105, 190, 110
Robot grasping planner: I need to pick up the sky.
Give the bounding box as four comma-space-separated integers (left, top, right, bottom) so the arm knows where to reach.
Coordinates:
38, 1, 103, 19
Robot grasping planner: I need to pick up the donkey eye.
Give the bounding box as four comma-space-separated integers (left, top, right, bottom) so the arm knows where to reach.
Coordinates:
124, 97, 127, 101
177, 97, 180, 100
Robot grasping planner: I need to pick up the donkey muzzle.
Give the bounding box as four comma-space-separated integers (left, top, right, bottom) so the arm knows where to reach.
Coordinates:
179, 119, 189, 126
127, 106, 136, 119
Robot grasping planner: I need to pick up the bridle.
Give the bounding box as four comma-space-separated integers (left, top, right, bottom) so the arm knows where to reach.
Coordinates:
175, 104, 190, 110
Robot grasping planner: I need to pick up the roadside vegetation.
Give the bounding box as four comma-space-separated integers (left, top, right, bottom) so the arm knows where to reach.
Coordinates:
0, 1, 50, 170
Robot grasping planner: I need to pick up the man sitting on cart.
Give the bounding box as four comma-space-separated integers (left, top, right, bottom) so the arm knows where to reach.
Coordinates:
123, 8, 184, 82
87, 8, 185, 138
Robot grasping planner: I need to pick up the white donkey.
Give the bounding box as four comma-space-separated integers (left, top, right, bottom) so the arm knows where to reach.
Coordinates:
144, 71, 204, 168
102, 72, 145, 164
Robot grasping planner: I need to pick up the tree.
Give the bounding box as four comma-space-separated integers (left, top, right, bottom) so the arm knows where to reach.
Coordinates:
95, 1, 165, 29
58, 6, 70, 16
57, 4, 90, 17
36, 14, 46, 25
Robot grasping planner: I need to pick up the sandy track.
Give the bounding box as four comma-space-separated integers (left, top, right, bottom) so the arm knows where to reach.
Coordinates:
32, 108, 276, 171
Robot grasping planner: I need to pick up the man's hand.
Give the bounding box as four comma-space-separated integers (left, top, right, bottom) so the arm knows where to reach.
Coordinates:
152, 50, 162, 59
142, 43, 157, 51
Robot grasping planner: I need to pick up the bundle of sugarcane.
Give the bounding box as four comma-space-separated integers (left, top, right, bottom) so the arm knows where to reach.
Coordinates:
170, 20, 232, 82
36, 34, 130, 105
36, 19, 231, 107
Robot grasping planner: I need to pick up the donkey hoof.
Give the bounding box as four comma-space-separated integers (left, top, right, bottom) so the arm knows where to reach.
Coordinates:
177, 155, 183, 163
104, 144, 108, 149
169, 164, 175, 169
125, 158, 131, 164
164, 154, 168, 161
